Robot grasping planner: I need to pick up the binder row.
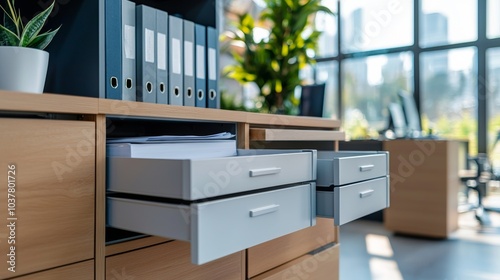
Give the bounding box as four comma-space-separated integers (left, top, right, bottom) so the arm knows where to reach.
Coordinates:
105, 0, 220, 108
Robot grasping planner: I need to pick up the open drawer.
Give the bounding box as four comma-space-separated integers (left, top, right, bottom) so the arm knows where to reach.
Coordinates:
107, 183, 316, 264
317, 177, 390, 225
316, 151, 388, 187
107, 149, 316, 200
316, 151, 390, 225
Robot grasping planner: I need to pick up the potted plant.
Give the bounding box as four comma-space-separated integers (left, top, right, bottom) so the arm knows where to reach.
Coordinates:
0, 0, 59, 93
223, 0, 333, 114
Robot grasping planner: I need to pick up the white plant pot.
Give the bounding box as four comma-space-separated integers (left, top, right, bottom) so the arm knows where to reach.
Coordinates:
0, 46, 49, 94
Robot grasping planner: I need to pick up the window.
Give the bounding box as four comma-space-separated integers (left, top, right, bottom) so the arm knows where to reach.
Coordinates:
316, 0, 339, 57
420, 47, 478, 152
342, 52, 413, 138
340, 0, 413, 53
487, 48, 500, 166
316, 61, 339, 119
487, 0, 500, 39
420, 0, 477, 47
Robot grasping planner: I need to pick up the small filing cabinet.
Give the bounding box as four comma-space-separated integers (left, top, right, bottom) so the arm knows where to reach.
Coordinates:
107, 149, 317, 264
316, 151, 390, 225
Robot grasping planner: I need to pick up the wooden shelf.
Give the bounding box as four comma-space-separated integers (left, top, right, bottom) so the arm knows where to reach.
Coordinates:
250, 128, 345, 141
0, 90, 98, 115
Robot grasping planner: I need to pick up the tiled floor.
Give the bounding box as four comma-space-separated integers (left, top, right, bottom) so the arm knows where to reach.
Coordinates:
339, 211, 500, 280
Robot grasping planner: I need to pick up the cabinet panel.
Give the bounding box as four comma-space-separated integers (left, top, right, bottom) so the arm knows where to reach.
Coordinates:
0, 119, 95, 278
251, 244, 339, 280
106, 241, 244, 280
12, 260, 94, 280
247, 218, 337, 278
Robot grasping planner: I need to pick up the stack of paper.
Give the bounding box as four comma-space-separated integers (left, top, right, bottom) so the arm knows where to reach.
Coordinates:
107, 132, 236, 159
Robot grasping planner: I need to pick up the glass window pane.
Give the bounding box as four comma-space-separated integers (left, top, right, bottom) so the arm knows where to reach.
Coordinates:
487, 48, 500, 169
420, 0, 477, 47
420, 47, 478, 153
340, 0, 413, 53
316, 0, 338, 57
316, 61, 339, 119
342, 52, 414, 139
488, 0, 500, 38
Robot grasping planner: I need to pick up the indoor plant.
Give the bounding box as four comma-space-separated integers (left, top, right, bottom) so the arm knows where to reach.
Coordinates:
223, 0, 333, 114
0, 0, 59, 93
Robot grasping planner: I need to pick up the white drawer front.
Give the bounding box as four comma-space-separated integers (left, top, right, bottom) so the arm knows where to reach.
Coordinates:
317, 177, 389, 225
317, 151, 388, 186
108, 150, 316, 200
107, 183, 315, 264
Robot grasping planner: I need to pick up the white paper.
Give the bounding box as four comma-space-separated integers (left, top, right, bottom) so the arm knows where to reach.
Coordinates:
196, 45, 205, 79
157, 33, 167, 70
124, 25, 135, 59
184, 41, 194, 76
145, 28, 155, 63
172, 38, 181, 74
107, 132, 235, 144
208, 48, 216, 81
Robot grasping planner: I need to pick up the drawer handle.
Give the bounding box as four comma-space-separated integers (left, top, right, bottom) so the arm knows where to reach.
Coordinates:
359, 165, 375, 172
360, 189, 374, 198
249, 204, 280, 217
249, 167, 281, 177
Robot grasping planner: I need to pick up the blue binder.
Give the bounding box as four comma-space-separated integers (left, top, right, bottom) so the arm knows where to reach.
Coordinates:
195, 24, 206, 108
122, 0, 136, 101
136, 5, 157, 103
183, 20, 196, 107
105, 0, 122, 99
207, 27, 219, 108
169, 16, 184, 106
156, 9, 169, 104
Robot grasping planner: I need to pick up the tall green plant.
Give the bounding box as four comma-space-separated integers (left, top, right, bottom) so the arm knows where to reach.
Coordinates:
223, 0, 333, 114
0, 0, 59, 49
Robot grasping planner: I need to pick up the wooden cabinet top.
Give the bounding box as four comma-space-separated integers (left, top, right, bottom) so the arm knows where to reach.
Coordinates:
0, 90, 341, 129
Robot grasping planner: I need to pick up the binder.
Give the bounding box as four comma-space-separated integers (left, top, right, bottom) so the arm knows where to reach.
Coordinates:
195, 24, 206, 108
183, 20, 196, 107
156, 9, 168, 104
207, 27, 219, 108
105, 0, 122, 99
168, 16, 183, 106
121, 0, 136, 101
136, 5, 156, 103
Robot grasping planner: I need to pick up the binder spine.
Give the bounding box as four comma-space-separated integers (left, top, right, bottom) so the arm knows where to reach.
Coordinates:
122, 0, 136, 101
207, 27, 219, 109
183, 20, 196, 107
169, 16, 184, 106
156, 10, 169, 105
195, 24, 206, 108
136, 5, 157, 103
105, 0, 122, 100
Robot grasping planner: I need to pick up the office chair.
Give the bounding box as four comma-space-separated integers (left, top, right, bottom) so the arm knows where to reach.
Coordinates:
459, 154, 500, 224
299, 83, 326, 117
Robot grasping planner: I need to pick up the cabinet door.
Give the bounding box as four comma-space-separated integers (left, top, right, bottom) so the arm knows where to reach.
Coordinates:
106, 241, 244, 280
0, 119, 95, 278
251, 244, 339, 280
12, 260, 94, 280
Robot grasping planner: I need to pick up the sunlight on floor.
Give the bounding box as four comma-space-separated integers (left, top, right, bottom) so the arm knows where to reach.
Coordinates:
365, 234, 394, 257
369, 257, 404, 280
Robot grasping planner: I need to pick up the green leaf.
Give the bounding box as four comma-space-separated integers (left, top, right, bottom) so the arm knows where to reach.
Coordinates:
19, 1, 54, 47
26, 26, 60, 49
0, 4, 17, 35
0, 23, 19, 46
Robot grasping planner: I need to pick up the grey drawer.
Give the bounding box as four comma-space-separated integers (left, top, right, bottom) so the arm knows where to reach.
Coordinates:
317, 177, 389, 225
107, 149, 316, 200
317, 151, 388, 186
107, 183, 316, 264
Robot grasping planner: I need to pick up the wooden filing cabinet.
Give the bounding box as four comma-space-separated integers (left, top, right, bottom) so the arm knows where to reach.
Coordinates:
106, 241, 244, 280
11, 261, 94, 280
0, 119, 95, 279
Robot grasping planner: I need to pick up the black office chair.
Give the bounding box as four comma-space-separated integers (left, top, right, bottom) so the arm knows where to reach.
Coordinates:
299, 83, 325, 117
459, 154, 499, 224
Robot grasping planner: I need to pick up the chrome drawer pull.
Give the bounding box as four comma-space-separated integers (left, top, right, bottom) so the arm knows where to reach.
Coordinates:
359, 189, 374, 198
249, 204, 280, 217
359, 165, 375, 172
249, 167, 282, 177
